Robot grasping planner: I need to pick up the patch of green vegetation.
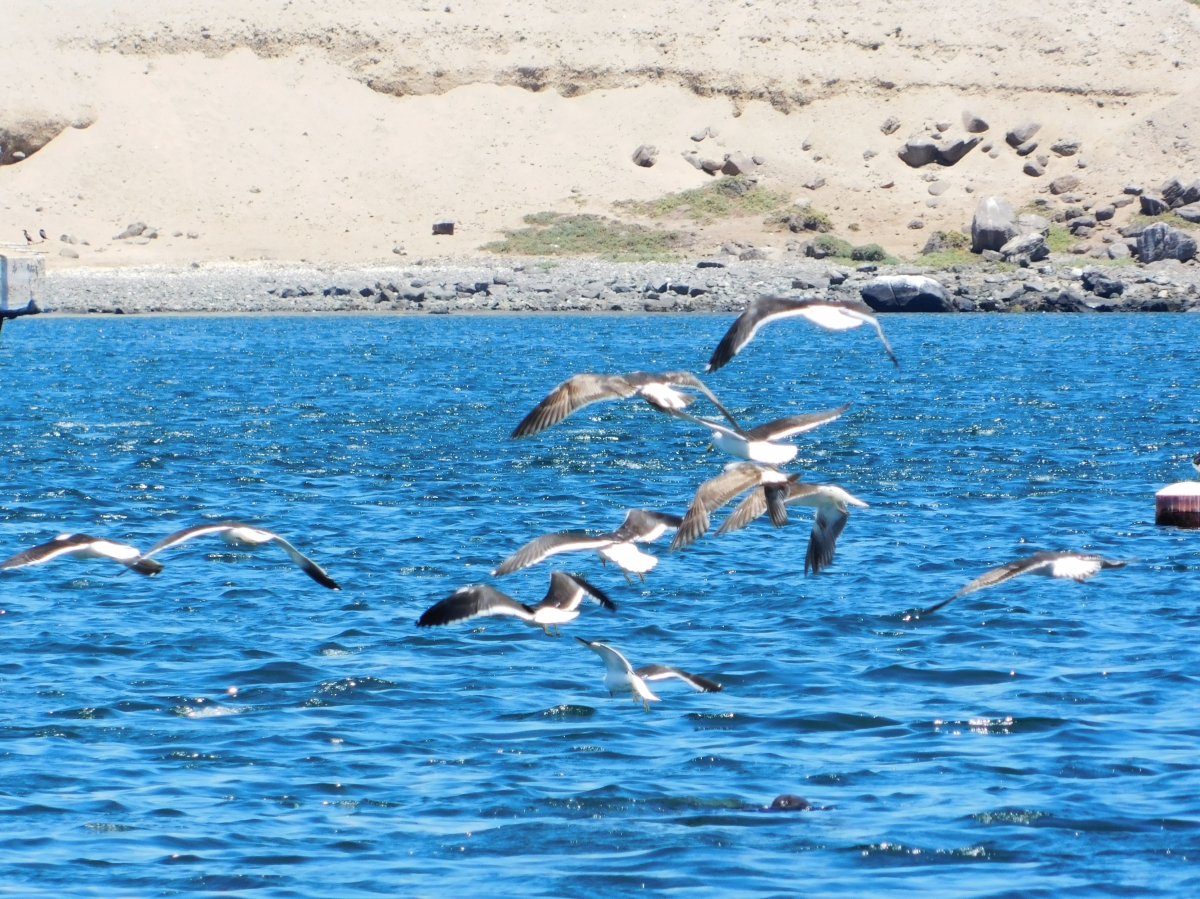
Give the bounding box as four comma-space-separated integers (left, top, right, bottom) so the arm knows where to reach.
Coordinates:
765, 205, 833, 233
481, 213, 685, 262
850, 243, 892, 263
1047, 223, 1074, 253
615, 176, 791, 223
812, 234, 854, 258
1133, 211, 1199, 231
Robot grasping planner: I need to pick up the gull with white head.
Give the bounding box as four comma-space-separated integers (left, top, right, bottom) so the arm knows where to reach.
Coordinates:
574, 637, 721, 710
922, 551, 1127, 615
650, 401, 849, 466
2, 533, 163, 576
706, 296, 898, 373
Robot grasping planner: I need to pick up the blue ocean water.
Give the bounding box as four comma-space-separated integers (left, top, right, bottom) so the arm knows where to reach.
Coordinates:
0, 311, 1198, 897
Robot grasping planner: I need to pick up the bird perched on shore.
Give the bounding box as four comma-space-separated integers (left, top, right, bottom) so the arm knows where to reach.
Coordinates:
418, 571, 614, 636
574, 637, 721, 710
134, 521, 340, 589
922, 551, 1127, 615
651, 401, 849, 466
511, 370, 739, 438
671, 462, 796, 551
492, 509, 682, 583
706, 295, 898, 372
1, 533, 163, 576
716, 481, 869, 574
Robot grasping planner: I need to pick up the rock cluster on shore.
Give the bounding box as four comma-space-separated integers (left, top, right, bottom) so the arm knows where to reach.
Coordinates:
42, 253, 1200, 318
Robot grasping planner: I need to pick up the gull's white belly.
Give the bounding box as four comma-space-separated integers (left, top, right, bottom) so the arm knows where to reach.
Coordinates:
599, 542, 658, 573
533, 607, 580, 625
223, 528, 274, 547
712, 431, 797, 465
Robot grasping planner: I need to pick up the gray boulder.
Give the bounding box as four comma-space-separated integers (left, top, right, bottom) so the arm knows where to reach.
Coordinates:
1162, 177, 1187, 207
1051, 138, 1082, 156
1107, 242, 1132, 260
962, 110, 989, 133
1049, 175, 1080, 195
898, 137, 937, 167
1016, 139, 1039, 157
860, 275, 952, 312
971, 197, 1018, 252
432, 219, 455, 236
113, 222, 147, 240
1023, 160, 1045, 177
1137, 222, 1199, 263
1082, 270, 1125, 298
999, 232, 1049, 262
1139, 194, 1170, 216
1007, 122, 1041, 146
1182, 180, 1200, 206
1176, 202, 1200, 224
880, 116, 901, 135
936, 135, 982, 165
631, 144, 658, 167
1017, 213, 1051, 237
722, 151, 757, 176
1093, 205, 1115, 221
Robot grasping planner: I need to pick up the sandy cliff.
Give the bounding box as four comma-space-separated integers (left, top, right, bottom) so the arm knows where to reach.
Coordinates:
2, 0, 1198, 267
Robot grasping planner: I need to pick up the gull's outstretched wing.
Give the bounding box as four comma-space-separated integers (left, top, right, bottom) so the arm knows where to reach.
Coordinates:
511, 374, 636, 438
491, 531, 615, 576
417, 585, 534, 627
635, 664, 723, 692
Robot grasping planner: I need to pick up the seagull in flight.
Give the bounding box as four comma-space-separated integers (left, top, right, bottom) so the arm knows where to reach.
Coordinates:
135, 521, 340, 589
922, 551, 1127, 615
511, 370, 739, 438
418, 571, 615, 636
1, 533, 163, 576
1193, 453, 1200, 477
651, 401, 850, 466
706, 296, 898, 373
492, 509, 682, 583
717, 481, 869, 574
671, 462, 795, 551
574, 637, 721, 710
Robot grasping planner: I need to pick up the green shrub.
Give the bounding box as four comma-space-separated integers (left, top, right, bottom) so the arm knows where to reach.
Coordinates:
766, 205, 833, 233
614, 177, 790, 223
481, 213, 685, 261
850, 243, 888, 262
812, 234, 854, 257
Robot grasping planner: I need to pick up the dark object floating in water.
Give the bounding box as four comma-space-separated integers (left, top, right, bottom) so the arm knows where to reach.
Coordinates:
0, 299, 40, 335
769, 794, 813, 811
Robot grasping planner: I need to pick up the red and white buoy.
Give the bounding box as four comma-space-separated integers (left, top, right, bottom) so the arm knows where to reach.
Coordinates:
1156, 481, 1200, 528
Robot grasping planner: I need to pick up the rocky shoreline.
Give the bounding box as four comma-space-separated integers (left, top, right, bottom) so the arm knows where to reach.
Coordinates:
38, 253, 1200, 317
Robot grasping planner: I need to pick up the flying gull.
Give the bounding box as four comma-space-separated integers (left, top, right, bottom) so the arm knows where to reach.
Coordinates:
418, 571, 615, 636
671, 462, 794, 551
511, 370, 739, 438
717, 481, 869, 574
922, 551, 1127, 615
135, 522, 340, 589
706, 296, 899, 373
492, 509, 682, 583
574, 637, 721, 710
651, 401, 850, 466
1193, 453, 1200, 477
1, 533, 163, 576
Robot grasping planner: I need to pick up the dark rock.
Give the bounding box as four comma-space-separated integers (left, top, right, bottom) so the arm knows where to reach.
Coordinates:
971, 196, 1018, 252
454, 282, 478, 294
670, 283, 690, 295
880, 116, 901, 135
359, 287, 375, 297
863, 148, 878, 159
861, 275, 951, 312
1013, 138, 1038, 156
722, 151, 757, 176
1049, 175, 1080, 195
689, 287, 708, 297
898, 137, 938, 167
432, 219, 455, 235
1176, 202, 1200, 224
908, 219, 925, 229
1069, 243, 1092, 255
1162, 177, 1187, 207
1051, 138, 1082, 156
696, 260, 726, 268
113, 222, 146, 240
1062, 206, 1085, 220
1181, 180, 1200, 206
936, 135, 982, 165
1113, 195, 1135, 208
1137, 222, 1198, 263
982, 249, 1003, 262
700, 157, 723, 174
1072, 226, 1094, 240
1082, 270, 1125, 298
855, 263, 877, 273
1000, 232, 1049, 262
1068, 215, 1097, 233
769, 794, 812, 811
1041, 289, 1091, 312
632, 144, 658, 167
1023, 161, 1045, 177
827, 268, 849, 286
792, 276, 831, 290
803, 175, 826, 190
962, 110, 989, 133
1107, 242, 1132, 260
1006, 122, 1041, 146
401, 288, 425, 301
1093, 205, 1115, 221
1118, 221, 1148, 238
